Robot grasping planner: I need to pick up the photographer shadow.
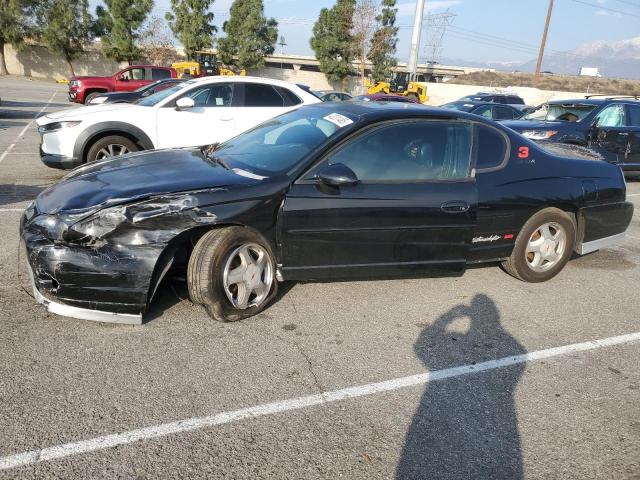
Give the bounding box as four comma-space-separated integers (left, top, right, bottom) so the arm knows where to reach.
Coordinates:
396, 294, 526, 480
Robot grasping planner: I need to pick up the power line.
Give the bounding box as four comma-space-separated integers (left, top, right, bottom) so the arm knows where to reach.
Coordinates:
572, 0, 640, 18
611, 0, 640, 9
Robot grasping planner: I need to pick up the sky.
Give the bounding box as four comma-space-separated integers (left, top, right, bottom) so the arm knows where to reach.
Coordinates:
88, 0, 640, 65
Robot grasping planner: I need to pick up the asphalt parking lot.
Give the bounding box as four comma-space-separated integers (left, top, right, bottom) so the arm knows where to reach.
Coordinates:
1, 76, 639, 479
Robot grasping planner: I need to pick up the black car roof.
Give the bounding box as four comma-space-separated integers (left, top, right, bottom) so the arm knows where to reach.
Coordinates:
546, 97, 640, 105
446, 100, 515, 107
308, 101, 479, 122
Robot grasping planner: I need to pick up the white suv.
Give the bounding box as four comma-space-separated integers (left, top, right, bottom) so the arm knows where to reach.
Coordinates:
37, 76, 321, 169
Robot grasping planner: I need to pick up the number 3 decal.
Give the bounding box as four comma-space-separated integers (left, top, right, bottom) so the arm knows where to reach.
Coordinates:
518, 146, 529, 159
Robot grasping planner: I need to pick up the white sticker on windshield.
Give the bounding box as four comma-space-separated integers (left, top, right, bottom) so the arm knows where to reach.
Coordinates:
323, 113, 354, 128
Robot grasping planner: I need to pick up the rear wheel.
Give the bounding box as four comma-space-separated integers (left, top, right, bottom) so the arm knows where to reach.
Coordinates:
85, 135, 138, 163
407, 92, 420, 102
187, 227, 277, 322
502, 208, 575, 282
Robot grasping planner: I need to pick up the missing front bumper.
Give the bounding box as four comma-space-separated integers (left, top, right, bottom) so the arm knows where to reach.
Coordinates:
23, 247, 142, 325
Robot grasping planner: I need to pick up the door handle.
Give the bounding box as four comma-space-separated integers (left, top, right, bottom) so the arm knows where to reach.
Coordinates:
618, 132, 629, 136
441, 201, 470, 213
220, 116, 234, 121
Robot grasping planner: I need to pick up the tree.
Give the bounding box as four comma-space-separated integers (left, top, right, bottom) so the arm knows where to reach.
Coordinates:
139, 15, 175, 66
40, 0, 93, 77
165, 0, 215, 60
217, 0, 278, 70
368, 0, 398, 83
95, 0, 153, 64
352, 0, 378, 86
0, 0, 38, 75
310, 0, 356, 85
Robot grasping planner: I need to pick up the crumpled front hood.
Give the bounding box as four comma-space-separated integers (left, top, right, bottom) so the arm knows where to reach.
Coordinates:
503, 119, 567, 131
35, 148, 259, 214
36, 103, 138, 124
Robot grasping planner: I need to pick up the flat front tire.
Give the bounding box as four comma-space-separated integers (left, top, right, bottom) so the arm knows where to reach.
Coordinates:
502, 208, 576, 283
187, 227, 278, 322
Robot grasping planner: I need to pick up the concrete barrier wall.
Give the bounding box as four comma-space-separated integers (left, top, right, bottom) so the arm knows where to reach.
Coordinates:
423, 82, 588, 106
4, 44, 124, 79
3, 44, 588, 104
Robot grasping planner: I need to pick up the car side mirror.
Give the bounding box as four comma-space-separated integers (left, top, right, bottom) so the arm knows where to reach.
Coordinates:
317, 163, 358, 187
175, 97, 195, 111
118, 75, 127, 81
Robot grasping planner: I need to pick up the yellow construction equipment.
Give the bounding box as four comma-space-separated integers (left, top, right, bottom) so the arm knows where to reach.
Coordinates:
171, 52, 246, 79
366, 72, 429, 104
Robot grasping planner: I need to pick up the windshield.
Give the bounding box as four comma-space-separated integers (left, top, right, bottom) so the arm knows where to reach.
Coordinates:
136, 80, 195, 106
210, 107, 359, 176
524, 103, 597, 122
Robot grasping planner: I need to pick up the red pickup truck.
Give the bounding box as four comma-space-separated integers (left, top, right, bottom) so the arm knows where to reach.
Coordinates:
68, 65, 178, 104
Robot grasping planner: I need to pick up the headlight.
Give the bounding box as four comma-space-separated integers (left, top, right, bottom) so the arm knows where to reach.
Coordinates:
521, 130, 557, 140
38, 121, 82, 134
30, 215, 72, 241
69, 80, 80, 87
68, 207, 127, 241
89, 96, 108, 105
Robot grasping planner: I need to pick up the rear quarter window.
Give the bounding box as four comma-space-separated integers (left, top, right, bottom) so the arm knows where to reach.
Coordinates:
152, 68, 172, 80
475, 124, 508, 171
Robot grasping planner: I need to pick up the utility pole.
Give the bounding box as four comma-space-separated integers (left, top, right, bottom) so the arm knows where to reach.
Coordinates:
278, 36, 287, 80
535, 0, 554, 78
407, 0, 426, 81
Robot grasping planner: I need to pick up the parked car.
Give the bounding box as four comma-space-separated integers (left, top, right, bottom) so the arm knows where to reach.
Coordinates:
458, 92, 528, 110
22, 102, 632, 324
503, 96, 640, 176
313, 90, 352, 102
351, 93, 421, 103
68, 65, 178, 104
38, 76, 321, 169
441, 101, 524, 120
87, 78, 185, 105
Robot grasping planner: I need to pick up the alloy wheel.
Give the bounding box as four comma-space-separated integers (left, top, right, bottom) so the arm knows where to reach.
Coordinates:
525, 222, 567, 272
222, 243, 273, 309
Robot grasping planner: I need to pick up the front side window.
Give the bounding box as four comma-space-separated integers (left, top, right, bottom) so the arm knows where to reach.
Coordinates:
243, 83, 285, 107
473, 105, 493, 118
627, 105, 640, 127
121, 68, 145, 81
494, 106, 516, 120
324, 121, 473, 182
184, 84, 234, 107
595, 104, 625, 127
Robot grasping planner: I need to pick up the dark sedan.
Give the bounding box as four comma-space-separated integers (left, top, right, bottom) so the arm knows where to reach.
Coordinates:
442, 101, 524, 120
21, 102, 633, 324
503, 97, 640, 176
87, 78, 185, 105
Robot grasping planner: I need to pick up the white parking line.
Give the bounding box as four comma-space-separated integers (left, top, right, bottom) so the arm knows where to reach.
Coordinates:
0, 208, 25, 213
0, 92, 56, 164
628, 193, 640, 197
1, 330, 639, 471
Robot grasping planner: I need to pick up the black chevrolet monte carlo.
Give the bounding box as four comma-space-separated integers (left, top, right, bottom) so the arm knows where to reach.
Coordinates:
21, 102, 633, 324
